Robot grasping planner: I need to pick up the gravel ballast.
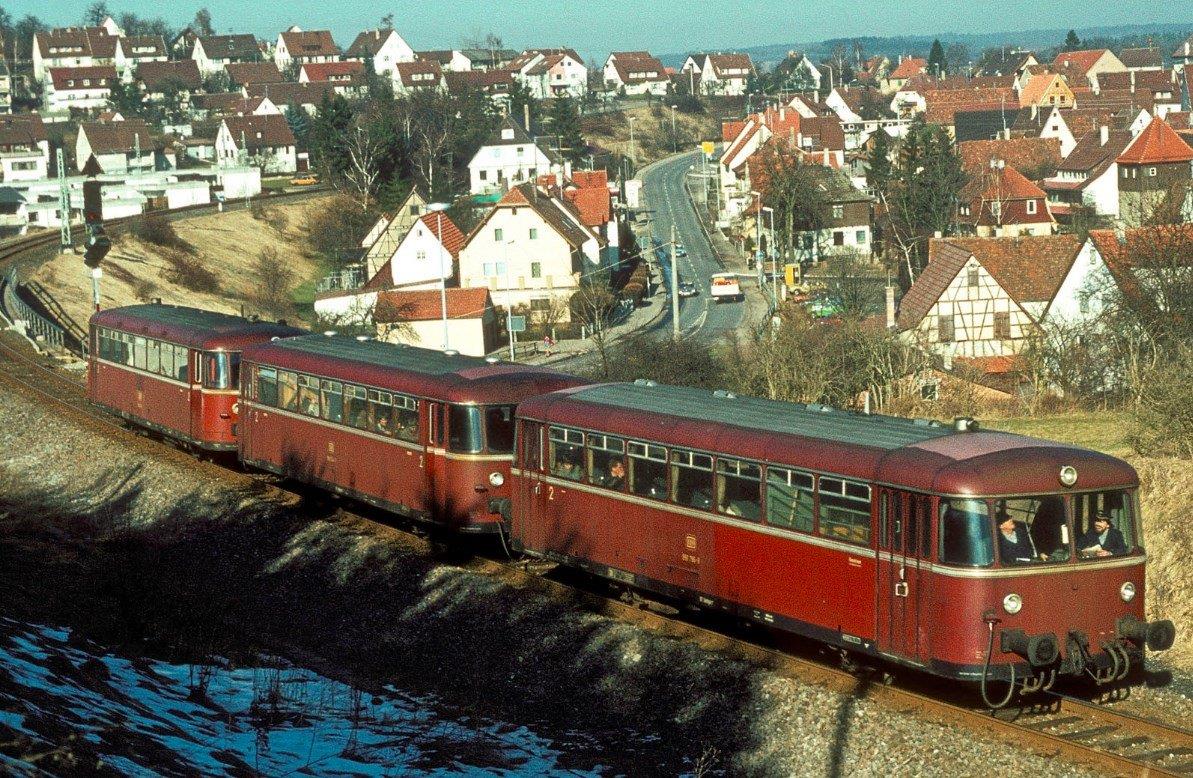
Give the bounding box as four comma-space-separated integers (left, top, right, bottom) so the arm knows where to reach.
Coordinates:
0, 377, 1133, 776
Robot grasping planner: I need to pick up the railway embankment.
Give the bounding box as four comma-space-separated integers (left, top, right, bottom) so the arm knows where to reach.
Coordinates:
0, 374, 1183, 775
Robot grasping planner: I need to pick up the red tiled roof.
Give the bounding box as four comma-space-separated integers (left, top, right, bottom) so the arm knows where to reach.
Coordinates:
226, 61, 283, 86
888, 57, 926, 80
608, 51, 668, 84
955, 355, 1025, 375
1117, 47, 1162, 70
346, 29, 394, 57
198, 34, 259, 61
1116, 116, 1193, 164
301, 61, 364, 81
563, 186, 611, 227
222, 113, 296, 148
245, 80, 336, 106
570, 169, 608, 190
958, 138, 1062, 176
280, 30, 338, 57
48, 66, 116, 90
395, 60, 442, 86
1052, 49, 1110, 79
375, 287, 492, 323
722, 120, 745, 142
136, 59, 201, 91
80, 118, 155, 154
1094, 69, 1175, 93
417, 212, 466, 258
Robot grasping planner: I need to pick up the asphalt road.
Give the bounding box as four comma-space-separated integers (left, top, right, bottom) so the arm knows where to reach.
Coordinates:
639, 151, 746, 343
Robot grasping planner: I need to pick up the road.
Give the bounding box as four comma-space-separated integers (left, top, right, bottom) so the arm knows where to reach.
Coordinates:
639, 151, 746, 343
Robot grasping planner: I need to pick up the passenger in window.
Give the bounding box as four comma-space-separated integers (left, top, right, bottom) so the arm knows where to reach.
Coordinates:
997, 510, 1040, 564
555, 453, 582, 481
606, 459, 626, 490
1078, 512, 1128, 558
375, 414, 392, 435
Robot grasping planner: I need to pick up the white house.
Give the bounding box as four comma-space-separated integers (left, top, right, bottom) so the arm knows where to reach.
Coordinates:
1042, 126, 1136, 218
510, 49, 587, 99
467, 118, 567, 195
32, 21, 120, 83
274, 28, 340, 72
345, 28, 415, 76
192, 34, 261, 77
361, 188, 428, 278
374, 287, 499, 357
458, 183, 605, 320
681, 53, 754, 96
75, 119, 157, 173
602, 51, 669, 96
44, 66, 117, 113
215, 114, 297, 174
393, 61, 446, 94
416, 50, 473, 73
113, 35, 167, 79
0, 115, 50, 182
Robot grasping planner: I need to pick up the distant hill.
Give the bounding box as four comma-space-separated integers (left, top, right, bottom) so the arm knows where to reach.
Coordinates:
658, 22, 1189, 70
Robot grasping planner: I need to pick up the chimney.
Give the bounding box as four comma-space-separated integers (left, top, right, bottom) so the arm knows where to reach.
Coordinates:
1100, 124, 1109, 146
885, 285, 897, 330
780, 106, 785, 121
823, 148, 829, 165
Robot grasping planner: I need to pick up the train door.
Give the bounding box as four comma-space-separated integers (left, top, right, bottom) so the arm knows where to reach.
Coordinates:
423, 401, 445, 517
187, 349, 202, 443
513, 421, 546, 550
877, 490, 930, 663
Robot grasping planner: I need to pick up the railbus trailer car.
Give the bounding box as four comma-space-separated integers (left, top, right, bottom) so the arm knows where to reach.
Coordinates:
508, 381, 1175, 706
89, 305, 304, 451
238, 333, 584, 534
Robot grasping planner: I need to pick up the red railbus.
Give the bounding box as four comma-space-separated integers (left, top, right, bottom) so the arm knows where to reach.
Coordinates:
88, 305, 304, 451
510, 381, 1174, 699
238, 333, 584, 533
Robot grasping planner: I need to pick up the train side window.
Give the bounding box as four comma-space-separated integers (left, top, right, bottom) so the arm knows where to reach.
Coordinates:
146, 339, 161, 374
483, 405, 515, 453
915, 495, 932, 558
818, 477, 871, 545
717, 458, 761, 520
394, 395, 420, 443
367, 389, 393, 435
257, 367, 278, 406
133, 336, 147, 370
627, 441, 667, 499
173, 346, 188, 382
159, 342, 174, 379
522, 422, 542, 470
939, 498, 994, 567
345, 385, 369, 430
297, 375, 320, 417
587, 434, 626, 491
766, 467, 814, 532
448, 405, 484, 453
277, 371, 298, 411
671, 449, 714, 511
320, 380, 343, 423
548, 426, 584, 480
121, 333, 135, 367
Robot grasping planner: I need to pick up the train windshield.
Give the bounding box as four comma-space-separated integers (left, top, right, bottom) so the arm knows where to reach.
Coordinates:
484, 405, 516, 453
447, 404, 517, 454
939, 490, 1139, 568
202, 351, 240, 390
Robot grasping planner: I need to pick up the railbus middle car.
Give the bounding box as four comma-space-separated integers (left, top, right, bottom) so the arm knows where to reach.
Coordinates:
238, 333, 585, 533
88, 304, 305, 451
508, 381, 1174, 701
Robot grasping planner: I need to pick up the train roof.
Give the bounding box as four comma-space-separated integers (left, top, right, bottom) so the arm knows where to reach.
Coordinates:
241, 333, 585, 403
90, 304, 306, 350
520, 382, 1138, 495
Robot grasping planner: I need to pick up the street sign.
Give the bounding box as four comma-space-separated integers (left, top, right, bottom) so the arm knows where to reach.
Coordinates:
509, 315, 527, 333
701, 141, 715, 156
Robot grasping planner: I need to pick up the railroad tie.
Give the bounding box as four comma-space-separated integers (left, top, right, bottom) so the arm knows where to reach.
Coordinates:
1101, 735, 1150, 751
1057, 725, 1118, 742
1024, 715, 1084, 731
1130, 746, 1193, 763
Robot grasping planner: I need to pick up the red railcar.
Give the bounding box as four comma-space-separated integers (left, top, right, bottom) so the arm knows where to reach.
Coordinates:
510, 381, 1175, 697
88, 305, 304, 451
238, 333, 584, 533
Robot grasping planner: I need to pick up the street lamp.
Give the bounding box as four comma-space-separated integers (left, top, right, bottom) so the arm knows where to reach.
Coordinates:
669, 104, 677, 153
627, 115, 637, 167
504, 239, 518, 360
426, 201, 452, 351
761, 205, 776, 308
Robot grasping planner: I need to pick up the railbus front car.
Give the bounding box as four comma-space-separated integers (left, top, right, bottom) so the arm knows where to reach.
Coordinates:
88, 304, 304, 451
509, 381, 1174, 702
238, 334, 584, 533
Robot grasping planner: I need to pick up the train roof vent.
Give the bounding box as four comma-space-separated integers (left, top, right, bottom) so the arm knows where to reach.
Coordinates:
443, 349, 459, 356
323, 330, 337, 337
270, 336, 280, 342
633, 378, 658, 387
485, 356, 499, 364
713, 389, 737, 399
806, 403, 833, 413
953, 416, 980, 432
913, 418, 944, 427
355, 335, 371, 342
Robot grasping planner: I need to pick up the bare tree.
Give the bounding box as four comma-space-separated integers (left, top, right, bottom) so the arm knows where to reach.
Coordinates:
570, 276, 618, 378
342, 122, 382, 210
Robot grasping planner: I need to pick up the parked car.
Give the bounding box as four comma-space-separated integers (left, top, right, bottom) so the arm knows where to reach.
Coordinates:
678, 282, 699, 298
674, 243, 688, 257
290, 174, 319, 186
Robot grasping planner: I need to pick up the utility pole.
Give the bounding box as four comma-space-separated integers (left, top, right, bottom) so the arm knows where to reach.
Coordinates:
670, 224, 680, 340
56, 148, 71, 252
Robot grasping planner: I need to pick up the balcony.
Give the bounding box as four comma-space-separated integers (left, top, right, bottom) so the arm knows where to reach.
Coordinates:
315, 265, 366, 294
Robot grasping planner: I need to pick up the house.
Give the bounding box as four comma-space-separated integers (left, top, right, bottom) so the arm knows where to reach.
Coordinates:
243, 81, 336, 114
467, 117, 567, 195
361, 187, 428, 279
375, 287, 499, 357
0, 115, 50, 181
1018, 73, 1075, 109
44, 65, 117, 113
416, 50, 473, 73
562, 169, 619, 265
510, 48, 588, 99
769, 51, 822, 92
974, 49, 1038, 78
1172, 34, 1193, 70
169, 27, 198, 59
215, 114, 297, 173
896, 235, 1086, 360
444, 69, 515, 104
602, 51, 669, 96
135, 60, 202, 102
299, 61, 365, 94
225, 61, 283, 88
345, 28, 415, 76
1093, 70, 1181, 117
0, 60, 11, 114
75, 118, 158, 173
1052, 49, 1126, 90
1115, 116, 1193, 225
393, 61, 445, 94
881, 57, 926, 93
32, 25, 118, 83
193, 92, 280, 118
958, 137, 1062, 181
718, 106, 804, 216
1042, 126, 1134, 218
855, 55, 891, 87
1086, 226, 1193, 321
1016, 104, 1146, 157
681, 53, 754, 96
193, 34, 260, 76
1117, 47, 1162, 73
114, 35, 167, 78
461, 47, 517, 71
0, 186, 29, 235
274, 28, 340, 72
458, 183, 606, 320
958, 160, 1055, 237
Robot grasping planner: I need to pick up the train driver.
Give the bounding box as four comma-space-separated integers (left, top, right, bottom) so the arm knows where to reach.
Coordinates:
996, 510, 1039, 564
1078, 511, 1128, 558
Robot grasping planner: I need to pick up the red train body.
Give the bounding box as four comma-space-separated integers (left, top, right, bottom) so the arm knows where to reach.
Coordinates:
88, 305, 303, 451
237, 333, 583, 532
509, 382, 1175, 687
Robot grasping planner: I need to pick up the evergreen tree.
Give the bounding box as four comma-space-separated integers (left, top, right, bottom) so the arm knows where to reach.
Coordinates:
927, 39, 946, 76
107, 78, 143, 117
309, 93, 354, 182
866, 127, 893, 195
507, 80, 539, 132
284, 101, 310, 150
1063, 29, 1081, 51
547, 96, 585, 164
886, 117, 966, 275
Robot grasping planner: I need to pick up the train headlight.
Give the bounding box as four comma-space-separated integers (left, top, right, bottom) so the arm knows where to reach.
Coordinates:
1003, 593, 1023, 615
1120, 581, 1136, 602
1058, 465, 1078, 487
488, 471, 505, 487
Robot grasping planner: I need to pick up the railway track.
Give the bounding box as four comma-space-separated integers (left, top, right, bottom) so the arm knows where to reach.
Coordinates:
0, 332, 1189, 777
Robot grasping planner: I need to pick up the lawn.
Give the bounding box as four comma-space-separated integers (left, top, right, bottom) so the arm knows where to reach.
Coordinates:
984, 410, 1132, 459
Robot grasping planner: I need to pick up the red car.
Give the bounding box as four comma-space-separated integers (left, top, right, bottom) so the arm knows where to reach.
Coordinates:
238, 333, 584, 533
89, 305, 304, 451
510, 381, 1174, 699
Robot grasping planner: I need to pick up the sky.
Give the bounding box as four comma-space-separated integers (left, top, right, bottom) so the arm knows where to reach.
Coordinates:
9, 0, 1190, 63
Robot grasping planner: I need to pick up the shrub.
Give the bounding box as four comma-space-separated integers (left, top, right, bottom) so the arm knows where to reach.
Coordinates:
304, 194, 377, 269
252, 246, 295, 316
163, 249, 220, 294
130, 213, 192, 253
1129, 346, 1193, 459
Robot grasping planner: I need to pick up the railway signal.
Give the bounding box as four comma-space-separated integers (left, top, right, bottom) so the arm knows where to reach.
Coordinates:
81, 178, 109, 310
